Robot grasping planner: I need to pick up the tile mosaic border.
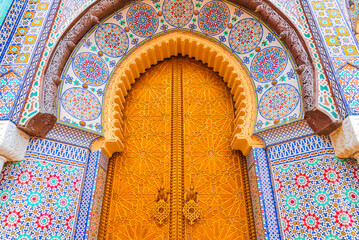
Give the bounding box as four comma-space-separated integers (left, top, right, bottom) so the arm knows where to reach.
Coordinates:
46, 123, 100, 149
10, 0, 61, 122
250, 148, 282, 239
73, 150, 101, 240
301, 0, 349, 118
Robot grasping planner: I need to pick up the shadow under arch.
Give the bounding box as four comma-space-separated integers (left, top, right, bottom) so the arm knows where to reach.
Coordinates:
100, 30, 264, 157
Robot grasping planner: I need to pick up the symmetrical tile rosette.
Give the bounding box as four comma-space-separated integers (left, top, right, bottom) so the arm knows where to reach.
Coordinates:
11, 0, 97, 124
268, 135, 359, 239
0, 138, 90, 239
0, 137, 108, 239
56, 0, 303, 135
247, 134, 359, 239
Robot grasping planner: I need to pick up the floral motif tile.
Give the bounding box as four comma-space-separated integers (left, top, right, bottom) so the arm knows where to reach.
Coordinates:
272, 155, 359, 239
0, 158, 84, 239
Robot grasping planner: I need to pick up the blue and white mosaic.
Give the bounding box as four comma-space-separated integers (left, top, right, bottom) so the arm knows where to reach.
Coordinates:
57, 0, 303, 135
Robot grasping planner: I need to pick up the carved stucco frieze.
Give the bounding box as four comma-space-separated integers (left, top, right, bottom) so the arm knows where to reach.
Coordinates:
0, 121, 30, 171
330, 116, 359, 161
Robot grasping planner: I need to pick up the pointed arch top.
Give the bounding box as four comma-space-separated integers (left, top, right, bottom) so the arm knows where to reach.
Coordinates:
101, 30, 263, 156
18, 0, 339, 144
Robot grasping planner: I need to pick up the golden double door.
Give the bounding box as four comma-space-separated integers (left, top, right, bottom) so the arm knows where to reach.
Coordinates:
100, 57, 254, 239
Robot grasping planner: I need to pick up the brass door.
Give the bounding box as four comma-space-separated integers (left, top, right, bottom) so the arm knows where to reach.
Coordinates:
100, 57, 254, 240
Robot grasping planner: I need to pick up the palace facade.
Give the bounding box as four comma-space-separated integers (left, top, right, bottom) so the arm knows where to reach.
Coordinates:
0, 0, 359, 239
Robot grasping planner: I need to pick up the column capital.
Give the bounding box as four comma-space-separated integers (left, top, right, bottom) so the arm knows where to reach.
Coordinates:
330, 116, 359, 161
0, 121, 30, 171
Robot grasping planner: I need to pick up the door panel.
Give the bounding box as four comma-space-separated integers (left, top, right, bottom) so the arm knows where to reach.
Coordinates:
105, 60, 173, 239
100, 57, 253, 240
182, 59, 251, 240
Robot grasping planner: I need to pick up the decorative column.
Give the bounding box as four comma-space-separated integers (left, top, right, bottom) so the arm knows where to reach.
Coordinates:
246, 148, 282, 240
0, 121, 30, 171
330, 116, 359, 161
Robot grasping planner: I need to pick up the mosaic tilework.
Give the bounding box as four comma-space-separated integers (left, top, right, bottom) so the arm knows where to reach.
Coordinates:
16, 0, 97, 124
73, 150, 102, 239
88, 166, 107, 240
0, 0, 26, 59
255, 120, 314, 147
251, 148, 282, 239
46, 123, 100, 149
0, 137, 89, 239
267, 135, 333, 163
16, 0, 342, 129
303, 0, 359, 118
309, 0, 358, 56
1, 0, 53, 65
247, 153, 266, 239
301, 0, 349, 119
53, 0, 302, 135
269, 135, 359, 239
21, 138, 106, 240
0, 0, 54, 121
0, 0, 61, 122
0, 65, 26, 119
267, 0, 341, 121
27, 138, 89, 164
332, 57, 359, 115
0, 0, 14, 27
11, 0, 61, 123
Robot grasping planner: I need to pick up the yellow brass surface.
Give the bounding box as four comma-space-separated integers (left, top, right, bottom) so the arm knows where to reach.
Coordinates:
100, 57, 254, 239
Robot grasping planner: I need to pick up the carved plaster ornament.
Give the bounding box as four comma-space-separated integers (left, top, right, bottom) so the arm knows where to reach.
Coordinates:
0, 121, 30, 172
330, 116, 359, 162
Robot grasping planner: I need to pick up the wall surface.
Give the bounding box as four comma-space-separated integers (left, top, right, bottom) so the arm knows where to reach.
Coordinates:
268, 135, 359, 239
0, 0, 58, 122
0, 138, 89, 238
247, 120, 359, 239
0, 138, 107, 239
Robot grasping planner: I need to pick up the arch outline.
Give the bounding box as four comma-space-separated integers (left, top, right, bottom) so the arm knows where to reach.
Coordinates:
17, 0, 339, 143
101, 30, 263, 157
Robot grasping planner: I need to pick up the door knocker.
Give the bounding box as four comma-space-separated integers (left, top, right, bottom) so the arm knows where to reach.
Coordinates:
183, 184, 200, 225
153, 183, 170, 224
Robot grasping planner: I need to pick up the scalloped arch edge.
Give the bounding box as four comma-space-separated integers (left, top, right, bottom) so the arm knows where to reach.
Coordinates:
18, 0, 340, 150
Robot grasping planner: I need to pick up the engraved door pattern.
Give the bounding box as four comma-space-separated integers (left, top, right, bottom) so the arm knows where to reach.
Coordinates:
103, 57, 252, 239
